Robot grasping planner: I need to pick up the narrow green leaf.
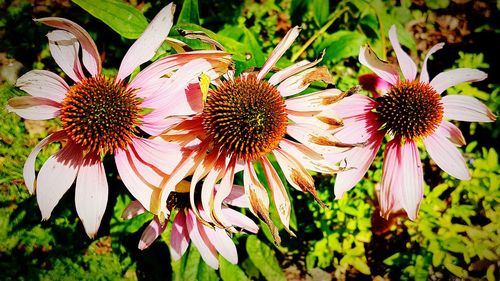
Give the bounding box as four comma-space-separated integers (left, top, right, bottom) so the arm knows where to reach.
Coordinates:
312, 0, 329, 26
246, 236, 285, 281
72, 0, 148, 39
178, 0, 200, 25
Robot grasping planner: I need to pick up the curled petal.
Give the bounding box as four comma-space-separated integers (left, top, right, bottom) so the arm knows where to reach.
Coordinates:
36, 17, 101, 76
139, 218, 166, 250
16, 70, 69, 102
286, 123, 355, 154
6, 96, 60, 120
257, 26, 301, 80
358, 45, 399, 85
424, 132, 470, 180
388, 25, 417, 81
420, 43, 444, 83
211, 158, 236, 228
268, 52, 323, 85
442, 95, 496, 122
117, 3, 175, 81
430, 68, 487, 95
37, 141, 83, 220
277, 67, 332, 97
75, 155, 108, 238
46, 30, 85, 82
285, 88, 345, 112
279, 139, 343, 174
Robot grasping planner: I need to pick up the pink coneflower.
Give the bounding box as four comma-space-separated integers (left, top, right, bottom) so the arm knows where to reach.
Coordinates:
331, 25, 496, 219
154, 26, 355, 242
6, 3, 231, 238
123, 183, 258, 269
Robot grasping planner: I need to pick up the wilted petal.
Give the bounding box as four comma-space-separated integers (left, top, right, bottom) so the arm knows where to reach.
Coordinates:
423, 132, 470, 180
442, 95, 496, 122
279, 139, 342, 174
75, 155, 108, 238
436, 120, 466, 146
388, 25, 417, 81
269, 53, 323, 85
6, 96, 60, 120
46, 30, 85, 82
285, 88, 345, 111
420, 43, 444, 83
287, 123, 354, 154
16, 70, 69, 102
139, 218, 166, 250
117, 3, 175, 81
430, 68, 487, 94
358, 45, 399, 85
37, 141, 83, 220
257, 26, 301, 80
277, 67, 332, 97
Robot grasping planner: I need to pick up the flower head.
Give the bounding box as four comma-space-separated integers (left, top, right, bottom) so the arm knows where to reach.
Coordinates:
6, 3, 231, 238
122, 183, 258, 269
331, 25, 496, 219
155, 26, 355, 242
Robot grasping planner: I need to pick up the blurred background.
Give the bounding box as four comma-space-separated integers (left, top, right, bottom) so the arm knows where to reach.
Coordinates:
0, 0, 498, 280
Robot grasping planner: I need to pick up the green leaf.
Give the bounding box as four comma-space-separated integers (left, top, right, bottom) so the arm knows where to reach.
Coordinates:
352, 257, 370, 275
444, 261, 468, 278
178, 0, 200, 25
312, 0, 329, 26
246, 236, 285, 281
425, 0, 450, 9
242, 27, 266, 67
317, 31, 366, 63
72, 0, 148, 39
219, 256, 248, 281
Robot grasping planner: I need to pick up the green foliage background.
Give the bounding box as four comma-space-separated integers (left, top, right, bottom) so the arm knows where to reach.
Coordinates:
0, 0, 498, 280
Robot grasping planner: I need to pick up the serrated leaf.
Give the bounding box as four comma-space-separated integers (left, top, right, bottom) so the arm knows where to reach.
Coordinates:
178, 0, 200, 25
219, 256, 248, 281
72, 0, 148, 39
246, 236, 285, 281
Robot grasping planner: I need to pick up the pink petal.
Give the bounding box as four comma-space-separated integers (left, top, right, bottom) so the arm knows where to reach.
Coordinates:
221, 207, 258, 233
170, 211, 190, 260
6, 96, 60, 120
358, 73, 392, 97
333, 111, 380, 144
75, 155, 108, 238
199, 154, 226, 224
261, 157, 293, 235
331, 94, 377, 119
23, 130, 67, 194
423, 132, 470, 180
286, 123, 354, 154
222, 185, 249, 208
205, 226, 238, 264
257, 26, 301, 80
139, 218, 166, 250
139, 115, 187, 136
333, 133, 384, 198
285, 88, 345, 111
117, 3, 175, 81
358, 45, 399, 85
379, 140, 403, 219
212, 158, 236, 227
388, 25, 417, 81
46, 30, 85, 82
188, 148, 219, 221
16, 70, 69, 102
286, 110, 342, 131
129, 137, 183, 175
442, 95, 496, 122
398, 141, 424, 220
419, 43, 444, 83
36, 141, 83, 220
186, 210, 219, 269
279, 139, 341, 174
122, 200, 147, 220
268, 54, 322, 85
36, 17, 101, 76
436, 120, 466, 146
430, 68, 487, 94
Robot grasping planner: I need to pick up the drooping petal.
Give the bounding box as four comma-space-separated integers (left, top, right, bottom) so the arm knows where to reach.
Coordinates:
358, 45, 399, 85
37, 141, 83, 220
332, 133, 384, 198
398, 141, 424, 220
257, 26, 301, 80
419, 43, 444, 83
139, 218, 166, 250
442, 95, 496, 122
260, 157, 293, 235
23, 130, 67, 194
221, 207, 258, 233
277, 67, 332, 97
268, 52, 323, 85
211, 158, 236, 228
286, 123, 355, 154
75, 155, 108, 238
379, 139, 403, 219
117, 3, 175, 81
279, 139, 343, 174
436, 120, 466, 146
16, 70, 69, 102
36, 17, 101, 76
331, 94, 377, 119
129, 137, 184, 176
199, 154, 226, 225
122, 200, 147, 220
285, 88, 345, 112
243, 161, 281, 244
203, 226, 238, 264
388, 25, 417, 81
6, 96, 60, 120
170, 211, 190, 260
186, 210, 219, 269
430, 68, 487, 94
46, 30, 85, 82
423, 132, 470, 180
222, 185, 249, 208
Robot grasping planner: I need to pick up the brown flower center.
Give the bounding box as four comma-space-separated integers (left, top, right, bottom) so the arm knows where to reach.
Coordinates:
376, 80, 443, 140
60, 75, 141, 155
202, 76, 288, 161
166, 191, 190, 211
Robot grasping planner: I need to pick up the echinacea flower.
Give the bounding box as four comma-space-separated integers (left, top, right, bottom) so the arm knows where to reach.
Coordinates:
331, 25, 496, 219
154, 26, 355, 242
122, 182, 258, 269
6, 3, 231, 238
